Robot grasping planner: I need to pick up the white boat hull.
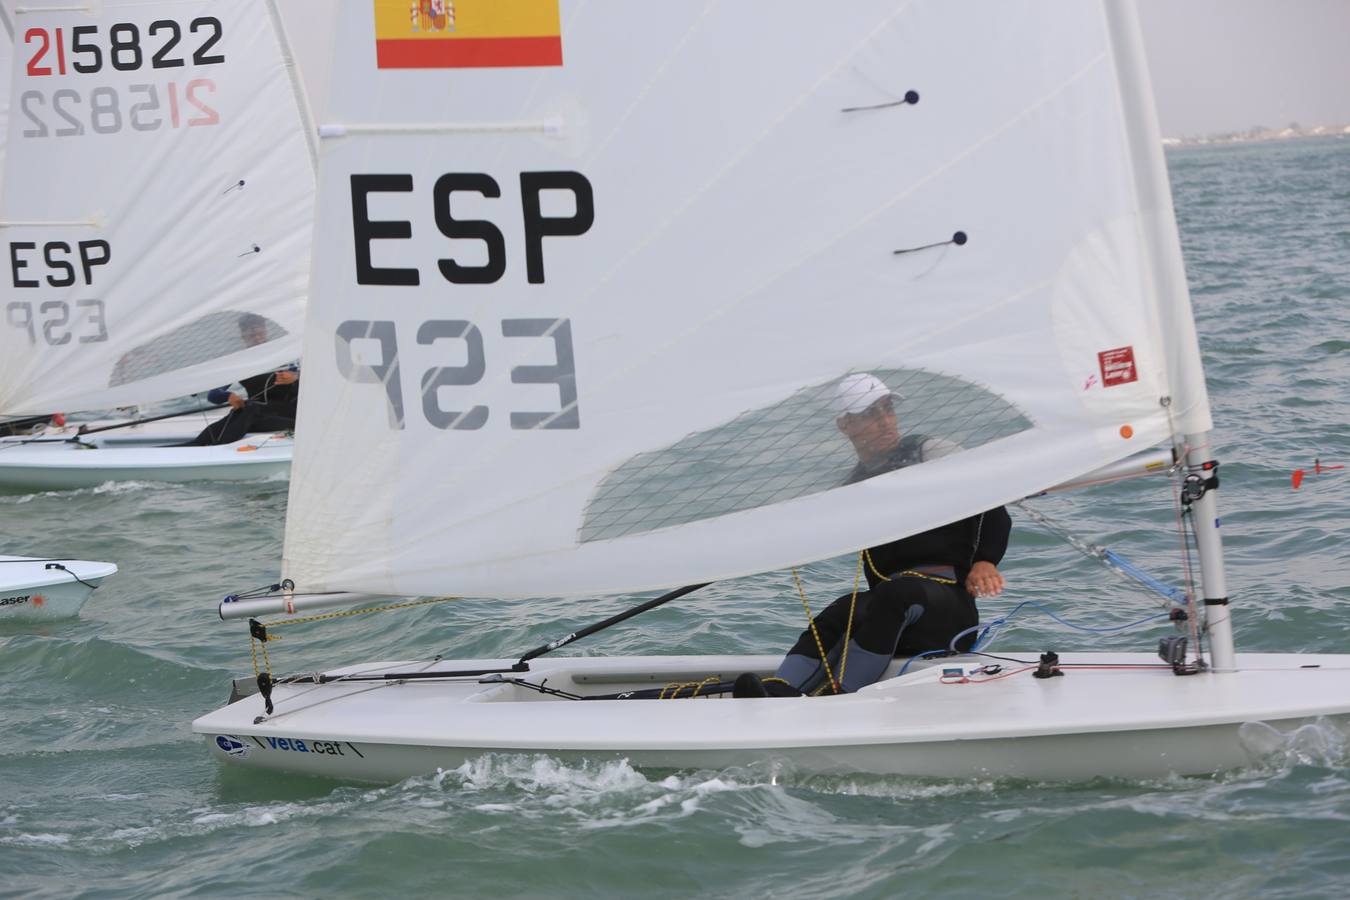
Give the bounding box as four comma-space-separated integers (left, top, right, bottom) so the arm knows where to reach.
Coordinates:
0, 556, 118, 619
0, 434, 292, 491
193, 652, 1350, 782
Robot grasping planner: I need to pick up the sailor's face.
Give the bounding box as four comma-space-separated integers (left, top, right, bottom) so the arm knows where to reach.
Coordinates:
837, 396, 899, 457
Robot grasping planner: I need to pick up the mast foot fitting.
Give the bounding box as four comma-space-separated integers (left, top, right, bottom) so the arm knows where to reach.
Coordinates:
1033, 651, 1063, 679
1158, 636, 1207, 676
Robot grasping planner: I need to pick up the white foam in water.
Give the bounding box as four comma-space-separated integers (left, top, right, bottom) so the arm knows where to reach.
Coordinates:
1238, 717, 1350, 769
190, 802, 310, 831
108, 826, 158, 844
431, 753, 1005, 823
781, 774, 1001, 801
439, 754, 652, 796
9, 480, 169, 504
91, 480, 165, 496
420, 754, 767, 830
0, 832, 72, 847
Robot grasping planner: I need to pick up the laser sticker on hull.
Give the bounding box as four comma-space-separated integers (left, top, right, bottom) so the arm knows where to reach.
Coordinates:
1, 593, 43, 608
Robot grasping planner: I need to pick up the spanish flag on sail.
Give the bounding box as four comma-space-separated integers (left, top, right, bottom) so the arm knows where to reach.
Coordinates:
375, 1, 563, 69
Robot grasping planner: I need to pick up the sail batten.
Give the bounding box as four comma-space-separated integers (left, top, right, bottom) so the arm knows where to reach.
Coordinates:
283, 0, 1208, 599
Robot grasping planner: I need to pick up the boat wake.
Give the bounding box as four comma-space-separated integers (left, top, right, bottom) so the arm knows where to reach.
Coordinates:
1238, 717, 1350, 770
431, 754, 744, 828
4, 479, 172, 503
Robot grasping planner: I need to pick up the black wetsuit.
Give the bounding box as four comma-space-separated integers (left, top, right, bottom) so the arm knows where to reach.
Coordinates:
183, 372, 299, 446
774, 436, 1011, 693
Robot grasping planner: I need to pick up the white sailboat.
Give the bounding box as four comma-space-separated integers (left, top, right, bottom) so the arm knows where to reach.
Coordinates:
0, 3, 117, 610
0, 0, 315, 490
193, 0, 1350, 782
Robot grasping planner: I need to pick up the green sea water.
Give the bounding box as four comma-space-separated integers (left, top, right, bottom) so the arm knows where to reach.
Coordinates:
3, 137, 1349, 899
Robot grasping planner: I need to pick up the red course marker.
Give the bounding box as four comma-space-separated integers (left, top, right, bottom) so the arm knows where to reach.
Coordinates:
1293, 459, 1344, 489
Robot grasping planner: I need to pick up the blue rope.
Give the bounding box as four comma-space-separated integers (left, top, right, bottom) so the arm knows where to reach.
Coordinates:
964, 601, 1171, 651
896, 649, 950, 677
1101, 550, 1188, 605
895, 602, 1173, 677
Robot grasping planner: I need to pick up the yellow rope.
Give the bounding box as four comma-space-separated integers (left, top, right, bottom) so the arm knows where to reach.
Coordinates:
690, 676, 720, 697
864, 549, 891, 582
791, 556, 864, 694
262, 595, 457, 629
864, 550, 957, 586
787, 553, 956, 696
792, 566, 839, 693
836, 552, 864, 687
662, 681, 703, 699
245, 595, 460, 695
249, 631, 274, 684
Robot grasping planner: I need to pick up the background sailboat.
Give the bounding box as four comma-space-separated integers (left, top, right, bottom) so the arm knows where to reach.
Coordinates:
0, 1, 45, 438
194, 0, 1350, 781
0, 554, 117, 619
0, 0, 315, 491
0, 2, 116, 613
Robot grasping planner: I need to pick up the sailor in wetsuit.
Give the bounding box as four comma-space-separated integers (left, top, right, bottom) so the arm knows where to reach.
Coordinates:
182, 314, 300, 446
737, 373, 1010, 697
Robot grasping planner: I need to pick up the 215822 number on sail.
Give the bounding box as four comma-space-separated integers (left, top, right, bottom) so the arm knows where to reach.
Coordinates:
23, 18, 224, 76
19, 81, 219, 138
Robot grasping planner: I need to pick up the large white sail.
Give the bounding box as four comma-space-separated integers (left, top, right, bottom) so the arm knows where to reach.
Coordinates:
0, 4, 12, 179
283, 0, 1212, 599
0, 0, 314, 415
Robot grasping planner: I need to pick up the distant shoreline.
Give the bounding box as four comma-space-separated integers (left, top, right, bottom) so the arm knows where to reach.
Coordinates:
1163, 125, 1350, 149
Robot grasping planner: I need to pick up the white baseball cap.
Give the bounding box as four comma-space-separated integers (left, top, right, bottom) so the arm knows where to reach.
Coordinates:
832, 373, 898, 416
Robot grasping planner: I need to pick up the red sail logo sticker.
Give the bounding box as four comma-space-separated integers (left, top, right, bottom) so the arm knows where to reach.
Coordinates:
1098, 346, 1138, 387
375, 0, 563, 69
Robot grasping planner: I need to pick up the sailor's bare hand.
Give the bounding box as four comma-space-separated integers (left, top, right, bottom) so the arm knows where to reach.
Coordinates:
274, 370, 298, 385
227, 393, 246, 410
966, 561, 1005, 598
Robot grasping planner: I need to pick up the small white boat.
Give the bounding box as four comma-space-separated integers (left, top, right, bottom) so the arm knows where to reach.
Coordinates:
0, 433, 292, 492
0, 555, 118, 620
195, 651, 1350, 782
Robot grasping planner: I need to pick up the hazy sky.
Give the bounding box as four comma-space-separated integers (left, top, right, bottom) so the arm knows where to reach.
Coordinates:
280, 1, 1350, 140
1138, 0, 1350, 136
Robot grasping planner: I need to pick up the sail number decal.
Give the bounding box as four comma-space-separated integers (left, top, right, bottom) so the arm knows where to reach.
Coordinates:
5, 240, 112, 346
19, 81, 219, 136
23, 19, 224, 76
341, 172, 595, 431
18, 19, 224, 138
337, 318, 579, 431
